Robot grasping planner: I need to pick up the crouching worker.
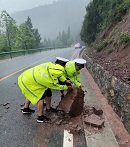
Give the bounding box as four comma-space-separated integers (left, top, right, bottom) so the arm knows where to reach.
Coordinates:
65, 58, 87, 89
55, 57, 72, 98
57, 58, 87, 98
18, 62, 72, 123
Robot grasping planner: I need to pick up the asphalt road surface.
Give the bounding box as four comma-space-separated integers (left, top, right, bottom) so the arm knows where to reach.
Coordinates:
0, 47, 87, 147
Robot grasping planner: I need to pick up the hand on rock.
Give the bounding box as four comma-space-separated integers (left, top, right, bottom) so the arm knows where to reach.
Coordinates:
79, 85, 82, 89
66, 80, 72, 84
67, 86, 73, 91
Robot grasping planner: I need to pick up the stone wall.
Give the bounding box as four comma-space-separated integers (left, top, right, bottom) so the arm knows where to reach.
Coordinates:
82, 52, 130, 134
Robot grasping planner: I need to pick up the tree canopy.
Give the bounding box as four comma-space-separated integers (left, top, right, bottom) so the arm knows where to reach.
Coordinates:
42, 26, 74, 48
80, 0, 130, 46
0, 12, 42, 52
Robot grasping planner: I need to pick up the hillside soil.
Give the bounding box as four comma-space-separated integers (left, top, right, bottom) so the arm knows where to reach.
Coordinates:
85, 10, 130, 87
85, 45, 130, 86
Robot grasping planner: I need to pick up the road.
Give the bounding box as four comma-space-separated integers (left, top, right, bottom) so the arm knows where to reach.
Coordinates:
0, 47, 87, 147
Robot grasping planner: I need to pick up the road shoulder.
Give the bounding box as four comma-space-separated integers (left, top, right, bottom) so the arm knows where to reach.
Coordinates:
81, 68, 123, 147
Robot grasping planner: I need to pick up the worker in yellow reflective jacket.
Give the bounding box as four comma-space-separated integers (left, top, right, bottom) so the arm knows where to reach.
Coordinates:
65, 58, 86, 87
18, 62, 72, 123
55, 57, 71, 98
57, 58, 86, 98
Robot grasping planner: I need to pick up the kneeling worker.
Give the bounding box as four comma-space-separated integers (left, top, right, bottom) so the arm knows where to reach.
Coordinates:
18, 62, 72, 123
55, 57, 72, 98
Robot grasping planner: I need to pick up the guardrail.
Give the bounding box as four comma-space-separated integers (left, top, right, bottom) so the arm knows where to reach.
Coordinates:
0, 47, 65, 60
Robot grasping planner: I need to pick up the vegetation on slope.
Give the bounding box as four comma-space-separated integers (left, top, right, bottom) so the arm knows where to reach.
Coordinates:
80, 0, 130, 85
80, 0, 130, 46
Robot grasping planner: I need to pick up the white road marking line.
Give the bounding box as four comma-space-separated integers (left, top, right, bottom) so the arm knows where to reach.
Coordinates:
63, 130, 73, 147
71, 50, 79, 60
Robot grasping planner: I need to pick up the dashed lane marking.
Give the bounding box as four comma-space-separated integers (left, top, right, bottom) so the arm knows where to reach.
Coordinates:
71, 50, 79, 60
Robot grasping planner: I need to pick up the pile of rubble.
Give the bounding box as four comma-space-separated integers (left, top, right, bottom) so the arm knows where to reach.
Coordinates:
83, 105, 104, 128
51, 87, 105, 134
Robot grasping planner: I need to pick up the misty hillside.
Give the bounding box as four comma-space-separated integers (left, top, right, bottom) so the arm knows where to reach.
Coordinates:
11, 0, 89, 41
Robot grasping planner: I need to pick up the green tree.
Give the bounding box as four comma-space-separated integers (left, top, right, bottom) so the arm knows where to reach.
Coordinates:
15, 23, 35, 50
0, 10, 17, 55
80, 0, 129, 46
55, 39, 63, 48
67, 37, 74, 46
80, 1, 102, 45
61, 30, 67, 46
0, 31, 8, 52
43, 37, 48, 48
67, 26, 70, 39
25, 16, 41, 48
42, 27, 74, 48
33, 29, 42, 48
25, 16, 33, 31
66, 26, 74, 46
57, 32, 62, 41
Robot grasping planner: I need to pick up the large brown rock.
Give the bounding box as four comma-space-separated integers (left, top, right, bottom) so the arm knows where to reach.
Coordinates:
58, 87, 84, 117
84, 114, 104, 128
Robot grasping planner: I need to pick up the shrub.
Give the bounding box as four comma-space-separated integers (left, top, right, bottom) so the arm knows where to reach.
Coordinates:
116, 2, 130, 16
118, 32, 130, 45
96, 39, 109, 52
115, 63, 123, 67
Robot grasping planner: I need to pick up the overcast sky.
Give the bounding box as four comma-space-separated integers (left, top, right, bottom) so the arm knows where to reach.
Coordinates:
0, 0, 58, 14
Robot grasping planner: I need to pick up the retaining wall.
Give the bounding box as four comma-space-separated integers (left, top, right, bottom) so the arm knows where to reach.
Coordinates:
82, 51, 130, 134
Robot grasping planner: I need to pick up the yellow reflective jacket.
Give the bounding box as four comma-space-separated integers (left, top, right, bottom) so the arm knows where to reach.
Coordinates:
18, 62, 68, 104
64, 61, 81, 87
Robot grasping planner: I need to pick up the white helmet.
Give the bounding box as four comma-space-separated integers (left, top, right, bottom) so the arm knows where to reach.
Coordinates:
74, 58, 86, 68
56, 57, 69, 62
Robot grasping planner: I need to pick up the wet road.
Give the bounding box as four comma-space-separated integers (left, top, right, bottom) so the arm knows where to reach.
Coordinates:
0, 48, 87, 147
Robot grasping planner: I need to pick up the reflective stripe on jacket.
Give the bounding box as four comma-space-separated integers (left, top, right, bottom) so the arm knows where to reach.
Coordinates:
18, 62, 68, 104
65, 61, 81, 87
